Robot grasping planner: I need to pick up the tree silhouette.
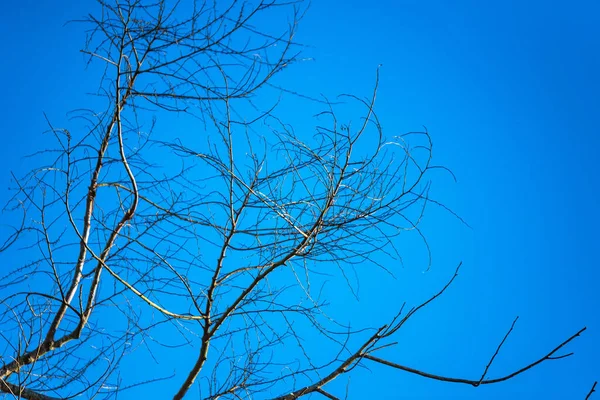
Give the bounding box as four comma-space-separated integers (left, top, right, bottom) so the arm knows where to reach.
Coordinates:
0, 1, 592, 399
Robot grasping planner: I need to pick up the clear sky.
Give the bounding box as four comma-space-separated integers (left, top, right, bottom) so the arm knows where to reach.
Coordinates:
0, 1, 598, 399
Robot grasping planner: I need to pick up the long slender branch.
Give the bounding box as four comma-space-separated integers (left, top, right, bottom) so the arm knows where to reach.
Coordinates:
363, 326, 586, 386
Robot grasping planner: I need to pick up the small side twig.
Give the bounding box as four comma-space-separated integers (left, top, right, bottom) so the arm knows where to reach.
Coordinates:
586, 381, 598, 400
477, 316, 519, 385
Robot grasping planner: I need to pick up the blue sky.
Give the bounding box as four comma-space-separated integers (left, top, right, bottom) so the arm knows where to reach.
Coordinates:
0, 1, 598, 399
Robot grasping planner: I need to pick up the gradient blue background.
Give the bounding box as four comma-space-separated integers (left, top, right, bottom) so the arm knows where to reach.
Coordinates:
1, 1, 598, 398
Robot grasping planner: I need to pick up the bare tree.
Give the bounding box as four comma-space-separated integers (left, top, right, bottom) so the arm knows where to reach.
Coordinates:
0, 1, 591, 399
